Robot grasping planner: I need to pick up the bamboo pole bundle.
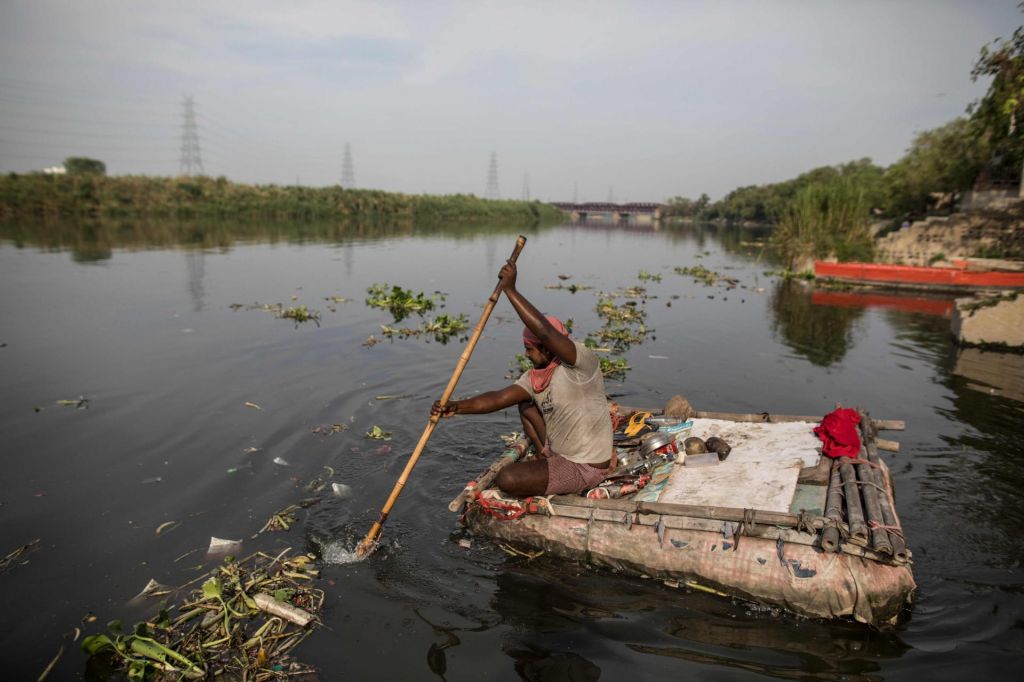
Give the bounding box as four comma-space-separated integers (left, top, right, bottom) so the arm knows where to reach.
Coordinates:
821, 460, 843, 552
858, 411, 909, 562
855, 445, 893, 555
838, 457, 868, 544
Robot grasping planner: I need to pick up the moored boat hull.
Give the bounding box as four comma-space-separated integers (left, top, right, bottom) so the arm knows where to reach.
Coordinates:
815, 261, 1024, 290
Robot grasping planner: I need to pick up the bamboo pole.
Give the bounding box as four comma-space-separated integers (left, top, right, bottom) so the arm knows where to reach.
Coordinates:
855, 445, 893, 555
821, 460, 843, 552
876, 437, 900, 453
692, 411, 904, 431
356, 236, 527, 558
838, 457, 868, 544
858, 411, 908, 562
547, 494, 825, 530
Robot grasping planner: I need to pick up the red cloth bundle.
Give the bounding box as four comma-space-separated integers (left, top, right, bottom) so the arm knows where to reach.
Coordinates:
813, 408, 862, 459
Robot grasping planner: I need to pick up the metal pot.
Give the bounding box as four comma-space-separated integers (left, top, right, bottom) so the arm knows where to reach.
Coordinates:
641, 432, 676, 457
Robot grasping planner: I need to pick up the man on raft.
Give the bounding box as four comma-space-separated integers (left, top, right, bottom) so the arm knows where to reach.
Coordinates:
432, 259, 614, 496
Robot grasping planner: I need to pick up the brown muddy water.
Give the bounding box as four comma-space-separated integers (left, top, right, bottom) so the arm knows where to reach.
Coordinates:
1, 220, 1022, 680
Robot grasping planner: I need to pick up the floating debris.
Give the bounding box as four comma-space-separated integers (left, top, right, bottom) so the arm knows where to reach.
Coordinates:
236, 302, 320, 325
243, 446, 261, 454
375, 444, 392, 455
498, 543, 543, 560
544, 283, 592, 293
130, 578, 172, 603
1, 538, 40, 574
244, 401, 262, 410
81, 551, 323, 680
674, 264, 739, 287
258, 505, 301, 534
155, 521, 179, 536
311, 424, 347, 436
375, 394, 414, 401
206, 537, 242, 558
331, 482, 353, 498
56, 396, 89, 409
363, 335, 381, 347
272, 457, 290, 467
142, 476, 163, 485
365, 425, 392, 440
226, 461, 254, 474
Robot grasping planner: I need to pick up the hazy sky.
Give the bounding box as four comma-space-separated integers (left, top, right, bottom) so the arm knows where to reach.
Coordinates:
0, 1, 1019, 202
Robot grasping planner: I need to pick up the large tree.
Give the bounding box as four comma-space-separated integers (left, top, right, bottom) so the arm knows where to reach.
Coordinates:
970, 18, 1024, 187
883, 118, 989, 215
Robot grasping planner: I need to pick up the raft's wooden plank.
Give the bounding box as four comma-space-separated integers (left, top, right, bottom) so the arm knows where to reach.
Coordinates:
797, 456, 831, 485
789, 483, 827, 516
692, 411, 904, 431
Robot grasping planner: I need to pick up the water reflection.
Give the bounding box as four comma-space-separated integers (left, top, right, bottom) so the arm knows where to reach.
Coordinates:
0, 216, 539, 259
952, 348, 1024, 403
770, 280, 865, 366
491, 560, 909, 681
185, 249, 206, 311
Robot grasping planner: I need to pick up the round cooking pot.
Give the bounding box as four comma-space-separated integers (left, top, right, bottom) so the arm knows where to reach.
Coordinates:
641, 432, 676, 457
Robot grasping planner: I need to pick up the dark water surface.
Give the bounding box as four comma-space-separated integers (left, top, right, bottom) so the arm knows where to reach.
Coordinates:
1, 221, 1022, 680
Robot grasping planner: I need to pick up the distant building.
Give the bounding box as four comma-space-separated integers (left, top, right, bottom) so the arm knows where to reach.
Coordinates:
41, 165, 66, 175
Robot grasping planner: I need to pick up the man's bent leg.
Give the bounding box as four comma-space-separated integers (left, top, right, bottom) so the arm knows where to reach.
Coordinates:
495, 459, 548, 497
518, 400, 546, 454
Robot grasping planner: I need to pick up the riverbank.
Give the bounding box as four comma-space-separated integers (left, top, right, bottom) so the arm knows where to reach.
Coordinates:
0, 173, 565, 223
875, 199, 1024, 265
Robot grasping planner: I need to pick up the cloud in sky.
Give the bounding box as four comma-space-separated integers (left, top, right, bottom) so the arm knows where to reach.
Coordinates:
0, 0, 1019, 201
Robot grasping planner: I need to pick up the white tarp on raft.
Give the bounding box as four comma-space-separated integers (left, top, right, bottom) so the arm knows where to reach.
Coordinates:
658, 419, 821, 512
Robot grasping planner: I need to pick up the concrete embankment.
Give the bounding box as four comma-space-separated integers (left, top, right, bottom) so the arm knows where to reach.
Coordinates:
876, 200, 1024, 266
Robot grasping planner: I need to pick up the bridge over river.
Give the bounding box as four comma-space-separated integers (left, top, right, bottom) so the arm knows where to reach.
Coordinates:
550, 201, 664, 224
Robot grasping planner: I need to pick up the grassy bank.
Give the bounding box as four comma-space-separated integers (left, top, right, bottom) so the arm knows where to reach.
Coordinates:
772, 179, 875, 269
0, 173, 565, 224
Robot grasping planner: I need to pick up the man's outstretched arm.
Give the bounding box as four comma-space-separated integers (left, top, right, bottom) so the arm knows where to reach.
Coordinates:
432, 384, 531, 418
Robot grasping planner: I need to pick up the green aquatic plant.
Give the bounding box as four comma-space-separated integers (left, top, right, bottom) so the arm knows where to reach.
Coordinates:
281, 305, 319, 324
79, 552, 323, 680
366, 283, 443, 321
637, 269, 662, 282
599, 356, 630, 380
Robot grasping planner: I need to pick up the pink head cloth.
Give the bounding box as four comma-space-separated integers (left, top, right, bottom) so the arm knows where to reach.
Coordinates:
523, 316, 569, 349
523, 316, 569, 393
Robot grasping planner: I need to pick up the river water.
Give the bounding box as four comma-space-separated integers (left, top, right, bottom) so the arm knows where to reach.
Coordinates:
1, 220, 1021, 680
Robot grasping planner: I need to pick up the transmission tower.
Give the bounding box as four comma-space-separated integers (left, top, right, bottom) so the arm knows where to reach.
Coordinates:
484, 152, 500, 200
179, 95, 204, 176
341, 143, 356, 188
521, 173, 530, 201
